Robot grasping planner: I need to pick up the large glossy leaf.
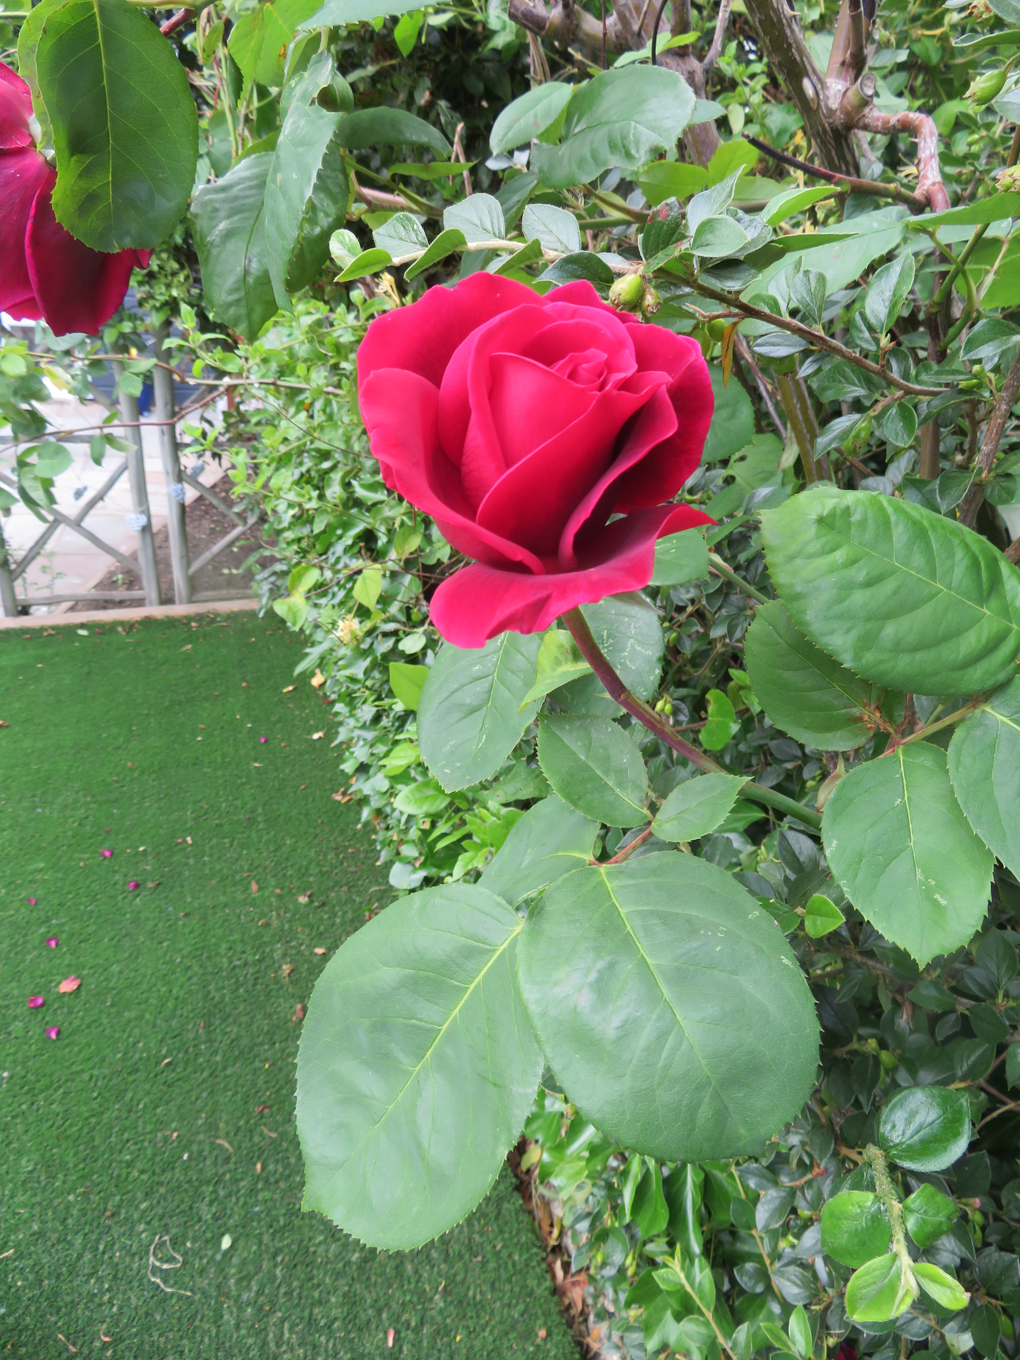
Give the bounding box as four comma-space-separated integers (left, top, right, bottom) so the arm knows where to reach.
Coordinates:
335, 107, 450, 158
480, 795, 597, 905
537, 714, 649, 827
948, 676, 1020, 879
652, 773, 747, 842
15, 0, 64, 151
296, 884, 542, 1249
878, 1086, 972, 1172
265, 70, 350, 307
820, 1192, 891, 1267
556, 595, 665, 716
762, 488, 1020, 695
845, 1253, 917, 1323
417, 633, 542, 791
517, 855, 820, 1161
490, 82, 576, 155
35, 0, 197, 252
744, 601, 876, 751
531, 66, 696, 188
228, 0, 319, 89
823, 742, 993, 965
651, 530, 710, 587
192, 154, 279, 343
904, 1183, 959, 1248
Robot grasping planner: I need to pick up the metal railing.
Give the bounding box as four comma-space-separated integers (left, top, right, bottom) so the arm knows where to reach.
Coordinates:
0, 326, 264, 616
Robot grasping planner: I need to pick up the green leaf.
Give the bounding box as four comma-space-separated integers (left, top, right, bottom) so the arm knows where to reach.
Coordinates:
691, 214, 751, 259
639, 160, 709, 206
389, 661, 429, 710
32, 441, 72, 480
903, 1183, 959, 1248
296, 884, 542, 1248
744, 601, 875, 751
823, 742, 993, 965
519, 630, 591, 709
443, 194, 505, 244
418, 633, 542, 791
651, 529, 710, 587
631, 1160, 670, 1237
480, 795, 597, 905
522, 203, 581, 254
913, 1262, 970, 1311
265, 87, 350, 308
15, 0, 65, 152
1008, 1043, 1020, 1089
530, 66, 696, 189
372, 212, 428, 259
652, 773, 746, 842
404, 227, 467, 280
948, 677, 1020, 880
761, 488, 1020, 696
517, 855, 820, 1161
760, 185, 835, 226
845, 1253, 918, 1323
393, 777, 451, 816
908, 191, 1020, 230
820, 1191, 892, 1267
804, 893, 845, 937
537, 253, 614, 288
703, 363, 754, 463
557, 596, 665, 715
864, 252, 915, 335
537, 714, 649, 828
701, 688, 738, 751
228, 0, 320, 90
352, 565, 381, 608
392, 7, 422, 55
36, 0, 197, 252
273, 594, 307, 628
788, 1306, 814, 1360
192, 154, 279, 343
490, 82, 576, 155
296, 0, 422, 27
878, 1086, 972, 1172
336, 108, 451, 158
335, 248, 393, 283
961, 318, 1020, 369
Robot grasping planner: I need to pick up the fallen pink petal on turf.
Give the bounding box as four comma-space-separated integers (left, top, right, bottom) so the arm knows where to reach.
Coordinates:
45, 936, 58, 948
45, 1026, 59, 1040
28, 898, 36, 905
57, 976, 81, 993
127, 881, 139, 890
28, 996, 44, 1008
100, 849, 113, 858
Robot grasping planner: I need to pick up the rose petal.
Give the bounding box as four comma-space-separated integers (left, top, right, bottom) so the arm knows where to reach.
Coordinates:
26, 172, 144, 336
0, 61, 34, 149
359, 369, 545, 572
58, 976, 81, 993
28, 995, 44, 1009
46, 936, 58, 948
0, 146, 48, 315
127, 881, 139, 890
44, 1026, 60, 1040
28, 898, 36, 905
100, 848, 113, 858
430, 506, 714, 647
357, 272, 536, 393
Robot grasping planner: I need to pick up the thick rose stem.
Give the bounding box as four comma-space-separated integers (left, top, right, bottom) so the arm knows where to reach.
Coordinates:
561, 607, 823, 830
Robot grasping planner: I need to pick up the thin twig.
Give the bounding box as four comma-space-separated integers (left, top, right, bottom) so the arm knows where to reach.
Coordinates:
743, 134, 923, 210
703, 0, 732, 69
958, 347, 1020, 527
159, 6, 190, 35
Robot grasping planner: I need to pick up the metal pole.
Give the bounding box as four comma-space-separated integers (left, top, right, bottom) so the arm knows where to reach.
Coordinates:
113, 358, 161, 607
152, 323, 191, 603
0, 516, 18, 616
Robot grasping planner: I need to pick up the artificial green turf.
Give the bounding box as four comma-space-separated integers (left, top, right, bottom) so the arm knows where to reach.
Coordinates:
0, 612, 575, 1360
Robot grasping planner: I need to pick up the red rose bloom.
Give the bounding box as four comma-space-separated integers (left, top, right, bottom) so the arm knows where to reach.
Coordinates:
357, 274, 714, 648
0, 62, 150, 336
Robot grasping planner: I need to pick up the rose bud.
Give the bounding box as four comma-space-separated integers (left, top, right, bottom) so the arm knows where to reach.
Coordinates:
0, 62, 151, 335
609, 270, 646, 313
357, 275, 713, 647
967, 60, 1014, 106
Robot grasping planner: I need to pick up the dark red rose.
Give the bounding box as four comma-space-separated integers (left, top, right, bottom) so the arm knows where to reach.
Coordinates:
357, 274, 714, 648
0, 62, 150, 336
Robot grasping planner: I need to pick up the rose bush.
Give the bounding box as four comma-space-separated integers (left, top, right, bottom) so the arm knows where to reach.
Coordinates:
357, 273, 714, 647
0, 62, 149, 336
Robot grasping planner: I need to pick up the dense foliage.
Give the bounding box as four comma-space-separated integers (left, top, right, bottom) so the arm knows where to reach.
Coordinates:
6, 0, 1020, 1354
